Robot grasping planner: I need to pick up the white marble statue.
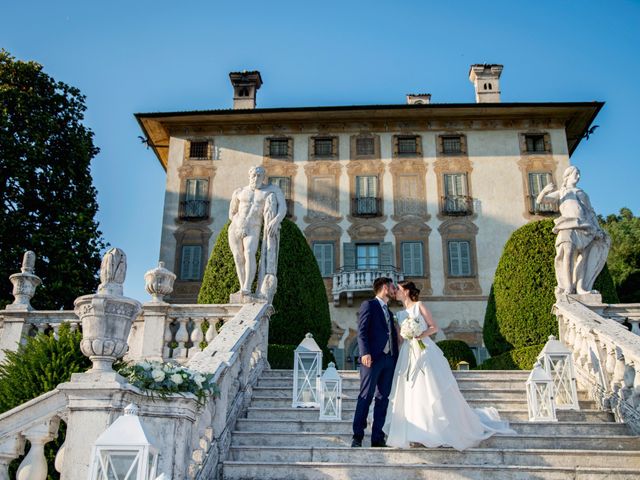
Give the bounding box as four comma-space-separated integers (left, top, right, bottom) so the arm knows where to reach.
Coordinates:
536, 166, 610, 295
228, 166, 287, 302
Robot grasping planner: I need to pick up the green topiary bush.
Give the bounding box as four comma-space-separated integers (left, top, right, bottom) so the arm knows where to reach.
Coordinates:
199, 219, 333, 360
0, 323, 91, 479
477, 344, 544, 370
436, 340, 477, 369
484, 219, 618, 357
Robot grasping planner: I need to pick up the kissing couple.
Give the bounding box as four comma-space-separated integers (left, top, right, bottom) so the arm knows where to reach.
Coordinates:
351, 277, 515, 450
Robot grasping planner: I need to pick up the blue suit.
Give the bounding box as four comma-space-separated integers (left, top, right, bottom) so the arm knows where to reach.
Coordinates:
352, 298, 399, 444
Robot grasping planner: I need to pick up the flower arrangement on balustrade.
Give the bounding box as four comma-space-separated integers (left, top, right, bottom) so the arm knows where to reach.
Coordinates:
118, 360, 220, 404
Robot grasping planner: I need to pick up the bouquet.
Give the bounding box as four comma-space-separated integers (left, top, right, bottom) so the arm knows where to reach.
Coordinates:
119, 360, 220, 405
400, 316, 426, 350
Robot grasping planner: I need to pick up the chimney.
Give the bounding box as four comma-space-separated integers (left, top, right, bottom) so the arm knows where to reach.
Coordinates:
229, 70, 263, 109
468, 64, 503, 103
406, 93, 431, 105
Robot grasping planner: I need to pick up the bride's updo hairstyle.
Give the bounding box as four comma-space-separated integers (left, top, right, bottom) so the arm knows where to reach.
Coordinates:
399, 281, 420, 302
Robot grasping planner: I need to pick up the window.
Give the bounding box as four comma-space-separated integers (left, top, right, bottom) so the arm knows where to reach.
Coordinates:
525, 134, 546, 153
402, 242, 424, 277
443, 173, 471, 214
313, 242, 334, 277
181, 245, 202, 280
189, 141, 209, 159
448, 241, 472, 277
396, 174, 420, 215
442, 136, 462, 155
268, 176, 291, 198
269, 139, 289, 157
314, 138, 333, 157
182, 179, 209, 218
397, 136, 418, 155
354, 175, 379, 215
528, 172, 556, 213
356, 137, 375, 156
356, 244, 379, 269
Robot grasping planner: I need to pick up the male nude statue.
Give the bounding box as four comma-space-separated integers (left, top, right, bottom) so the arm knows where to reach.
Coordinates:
228, 166, 286, 300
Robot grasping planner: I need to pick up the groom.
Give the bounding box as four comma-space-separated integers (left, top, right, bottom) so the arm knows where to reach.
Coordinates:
351, 277, 399, 448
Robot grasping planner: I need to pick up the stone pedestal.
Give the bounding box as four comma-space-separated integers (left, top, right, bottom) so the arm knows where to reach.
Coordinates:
229, 291, 266, 304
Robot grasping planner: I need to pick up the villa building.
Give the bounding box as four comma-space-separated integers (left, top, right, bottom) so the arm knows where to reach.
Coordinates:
136, 65, 601, 368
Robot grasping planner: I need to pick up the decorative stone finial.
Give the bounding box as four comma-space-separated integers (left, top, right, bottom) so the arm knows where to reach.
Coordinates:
97, 248, 127, 296
144, 261, 176, 302
7, 251, 42, 311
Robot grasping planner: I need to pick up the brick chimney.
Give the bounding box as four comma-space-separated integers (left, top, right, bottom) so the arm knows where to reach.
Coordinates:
229, 71, 263, 109
468, 64, 503, 103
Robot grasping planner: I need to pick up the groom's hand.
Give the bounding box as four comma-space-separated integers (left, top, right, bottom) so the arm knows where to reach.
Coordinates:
361, 354, 372, 368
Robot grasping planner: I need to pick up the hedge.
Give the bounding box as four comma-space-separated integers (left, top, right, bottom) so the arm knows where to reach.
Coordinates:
268, 344, 336, 370
436, 340, 477, 369
477, 344, 545, 370
484, 219, 618, 357
199, 218, 332, 352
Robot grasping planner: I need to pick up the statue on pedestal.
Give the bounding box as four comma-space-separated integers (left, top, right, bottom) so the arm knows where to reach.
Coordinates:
228, 166, 287, 303
536, 166, 610, 296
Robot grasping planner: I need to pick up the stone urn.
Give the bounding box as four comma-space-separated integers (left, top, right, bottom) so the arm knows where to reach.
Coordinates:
144, 261, 176, 302
7, 251, 42, 311
74, 248, 142, 372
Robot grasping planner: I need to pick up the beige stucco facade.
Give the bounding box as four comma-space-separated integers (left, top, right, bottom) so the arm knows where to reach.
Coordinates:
137, 69, 601, 368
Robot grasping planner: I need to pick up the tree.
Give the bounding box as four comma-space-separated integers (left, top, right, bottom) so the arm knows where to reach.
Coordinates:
199, 219, 333, 367
484, 219, 618, 357
599, 208, 640, 302
0, 50, 105, 309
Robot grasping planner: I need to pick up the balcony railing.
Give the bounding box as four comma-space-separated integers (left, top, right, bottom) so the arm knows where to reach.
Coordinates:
441, 195, 473, 216
332, 265, 404, 306
351, 197, 382, 217
179, 200, 210, 220
527, 196, 559, 215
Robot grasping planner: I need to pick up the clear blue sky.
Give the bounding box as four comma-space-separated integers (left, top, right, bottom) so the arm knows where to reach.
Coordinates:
2, 1, 639, 301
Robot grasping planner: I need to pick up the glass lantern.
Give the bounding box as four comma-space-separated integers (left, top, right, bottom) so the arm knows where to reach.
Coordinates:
526, 361, 557, 422
292, 333, 322, 408
89, 404, 159, 480
319, 362, 342, 421
537, 334, 579, 410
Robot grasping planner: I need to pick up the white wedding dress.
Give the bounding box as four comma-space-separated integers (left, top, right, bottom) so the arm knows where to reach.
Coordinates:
383, 302, 515, 450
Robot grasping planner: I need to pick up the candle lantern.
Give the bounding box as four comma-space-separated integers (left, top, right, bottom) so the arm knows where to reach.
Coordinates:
537, 335, 580, 410
526, 361, 557, 422
319, 362, 342, 421
292, 333, 322, 408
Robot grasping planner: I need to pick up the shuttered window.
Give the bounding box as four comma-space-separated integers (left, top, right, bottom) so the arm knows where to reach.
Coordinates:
313, 242, 334, 277
356, 176, 377, 198
444, 173, 467, 196
448, 241, 472, 277
402, 242, 424, 277
268, 176, 291, 199
528, 172, 552, 197
185, 179, 208, 201
181, 245, 202, 280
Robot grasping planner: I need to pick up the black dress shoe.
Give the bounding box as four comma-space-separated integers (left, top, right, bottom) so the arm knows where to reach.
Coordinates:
351, 438, 362, 448
371, 440, 388, 448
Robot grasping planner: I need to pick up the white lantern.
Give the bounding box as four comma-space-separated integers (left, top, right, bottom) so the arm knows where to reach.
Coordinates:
89, 404, 159, 480
319, 362, 342, 421
526, 361, 557, 422
293, 333, 322, 408
537, 334, 580, 410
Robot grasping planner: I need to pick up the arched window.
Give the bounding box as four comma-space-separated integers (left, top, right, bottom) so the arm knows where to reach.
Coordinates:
239, 87, 249, 97
488, 83, 492, 90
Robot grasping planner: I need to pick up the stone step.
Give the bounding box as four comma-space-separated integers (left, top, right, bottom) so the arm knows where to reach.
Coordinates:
245, 406, 614, 422
257, 377, 537, 390
248, 395, 597, 410
227, 445, 640, 469
264, 369, 532, 377
252, 386, 591, 401
230, 431, 640, 450
222, 461, 640, 480
234, 419, 630, 436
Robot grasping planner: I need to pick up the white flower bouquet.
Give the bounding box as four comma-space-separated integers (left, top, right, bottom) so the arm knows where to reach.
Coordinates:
119, 360, 219, 404
400, 316, 426, 350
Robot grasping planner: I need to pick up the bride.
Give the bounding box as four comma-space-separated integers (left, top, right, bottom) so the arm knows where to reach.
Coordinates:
383, 281, 515, 450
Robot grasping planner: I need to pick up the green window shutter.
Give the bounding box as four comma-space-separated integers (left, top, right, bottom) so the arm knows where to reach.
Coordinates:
343, 242, 356, 271
448, 241, 471, 276
448, 241, 461, 276
460, 241, 471, 275
380, 242, 394, 268
313, 242, 334, 277
402, 242, 424, 276
181, 245, 202, 280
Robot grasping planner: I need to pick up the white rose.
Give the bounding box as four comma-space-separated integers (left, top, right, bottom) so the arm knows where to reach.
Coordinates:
151, 369, 165, 382
193, 374, 205, 387
170, 373, 183, 385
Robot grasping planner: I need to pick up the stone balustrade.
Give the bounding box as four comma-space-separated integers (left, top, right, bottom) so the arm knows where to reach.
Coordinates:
554, 297, 640, 434
602, 303, 640, 335
332, 267, 404, 306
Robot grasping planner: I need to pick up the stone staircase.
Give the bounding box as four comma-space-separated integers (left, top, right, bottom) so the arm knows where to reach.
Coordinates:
222, 369, 640, 479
